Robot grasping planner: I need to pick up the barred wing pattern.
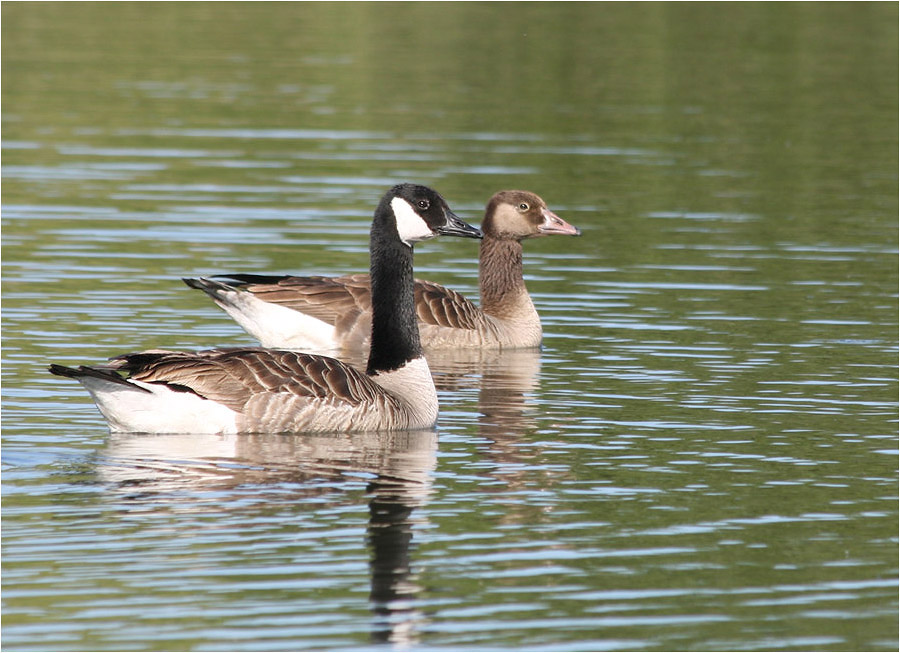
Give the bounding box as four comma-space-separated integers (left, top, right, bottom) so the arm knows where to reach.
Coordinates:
214, 274, 491, 347
110, 348, 409, 433
413, 279, 483, 330
219, 274, 373, 325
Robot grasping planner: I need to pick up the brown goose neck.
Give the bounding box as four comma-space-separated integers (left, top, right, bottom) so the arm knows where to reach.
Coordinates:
479, 237, 527, 312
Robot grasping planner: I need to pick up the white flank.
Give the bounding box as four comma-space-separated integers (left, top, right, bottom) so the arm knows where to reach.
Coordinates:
214, 289, 338, 351
78, 376, 239, 434
391, 197, 435, 246
369, 356, 439, 429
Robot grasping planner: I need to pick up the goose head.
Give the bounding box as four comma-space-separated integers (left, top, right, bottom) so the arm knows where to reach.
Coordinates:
482, 190, 581, 241
382, 183, 483, 246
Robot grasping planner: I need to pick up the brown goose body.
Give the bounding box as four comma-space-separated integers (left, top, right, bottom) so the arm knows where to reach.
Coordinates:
50, 347, 431, 433
186, 190, 580, 352
49, 184, 483, 434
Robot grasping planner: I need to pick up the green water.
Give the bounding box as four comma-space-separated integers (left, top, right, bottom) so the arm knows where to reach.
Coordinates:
3, 3, 897, 651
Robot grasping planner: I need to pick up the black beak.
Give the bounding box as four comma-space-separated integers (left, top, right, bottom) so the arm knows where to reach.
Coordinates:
438, 211, 483, 239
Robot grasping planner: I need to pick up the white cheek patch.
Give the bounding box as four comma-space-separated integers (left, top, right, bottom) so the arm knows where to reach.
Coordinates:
391, 197, 436, 246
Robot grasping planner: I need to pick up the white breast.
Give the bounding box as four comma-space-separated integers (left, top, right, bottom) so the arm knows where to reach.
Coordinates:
368, 356, 439, 429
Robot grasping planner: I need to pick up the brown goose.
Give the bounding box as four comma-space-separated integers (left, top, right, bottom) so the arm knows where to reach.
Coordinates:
185, 190, 580, 352
48, 184, 482, 434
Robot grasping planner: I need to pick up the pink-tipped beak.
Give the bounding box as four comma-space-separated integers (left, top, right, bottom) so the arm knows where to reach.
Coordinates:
538, 208, 581, 236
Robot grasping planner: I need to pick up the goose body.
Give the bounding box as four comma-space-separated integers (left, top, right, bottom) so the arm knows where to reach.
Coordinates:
49, 184, 482, 434
186, 190, 580, 352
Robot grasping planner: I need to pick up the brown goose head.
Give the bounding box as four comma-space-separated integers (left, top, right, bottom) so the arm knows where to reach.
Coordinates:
481, 190, 581, 241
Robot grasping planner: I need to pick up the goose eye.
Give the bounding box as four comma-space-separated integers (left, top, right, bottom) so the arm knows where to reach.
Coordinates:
518, 203, 530, 211
417, 199, 430, 210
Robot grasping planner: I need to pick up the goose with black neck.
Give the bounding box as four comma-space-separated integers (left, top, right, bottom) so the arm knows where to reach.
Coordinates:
49, 184, 482, 434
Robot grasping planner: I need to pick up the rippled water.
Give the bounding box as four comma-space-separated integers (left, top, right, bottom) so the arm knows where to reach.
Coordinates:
2, 3, 897, 651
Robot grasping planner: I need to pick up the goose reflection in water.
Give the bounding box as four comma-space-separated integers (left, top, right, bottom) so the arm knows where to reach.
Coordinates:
429, 347, 570, 530
429, 347, 544, 454
97, 428, 435, 647
91, 347, 545, 647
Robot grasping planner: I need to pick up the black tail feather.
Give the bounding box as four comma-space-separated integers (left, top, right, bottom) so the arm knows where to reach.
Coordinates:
212, 273, 291, 285
48, 363, 83, 379
184, 274, 295, 290
182, 276, 238, 296
48, 363, 151, 393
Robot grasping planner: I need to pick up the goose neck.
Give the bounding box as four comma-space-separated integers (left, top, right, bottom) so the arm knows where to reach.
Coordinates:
366, 233, 422, 375
479, 237, 530, 317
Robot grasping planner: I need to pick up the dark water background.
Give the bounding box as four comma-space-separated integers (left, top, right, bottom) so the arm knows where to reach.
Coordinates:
2, 3, 897, 651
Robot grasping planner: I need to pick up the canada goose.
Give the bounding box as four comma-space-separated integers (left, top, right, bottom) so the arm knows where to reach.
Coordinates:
49, 184, 482, 434
185, 190, 580, 351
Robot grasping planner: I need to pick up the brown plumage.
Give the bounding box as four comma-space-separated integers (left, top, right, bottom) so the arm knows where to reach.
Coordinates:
187, 190, 580, 351
48, 184, 483, 434
111, 348, 402, 432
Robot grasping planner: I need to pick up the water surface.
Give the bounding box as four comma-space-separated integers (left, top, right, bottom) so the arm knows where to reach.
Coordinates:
2, 3, 897, 651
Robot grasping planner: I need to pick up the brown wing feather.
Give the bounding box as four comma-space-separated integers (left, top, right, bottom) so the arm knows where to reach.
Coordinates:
240, 274, 373, 325
412, 280, 483, 330
109, 348, 384, 412
238, 273, 483, 331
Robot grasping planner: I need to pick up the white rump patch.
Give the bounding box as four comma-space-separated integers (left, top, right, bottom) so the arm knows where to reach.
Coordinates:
391, 197, 435, 246
214, 290, 338, 351
78, 376, 239, 434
